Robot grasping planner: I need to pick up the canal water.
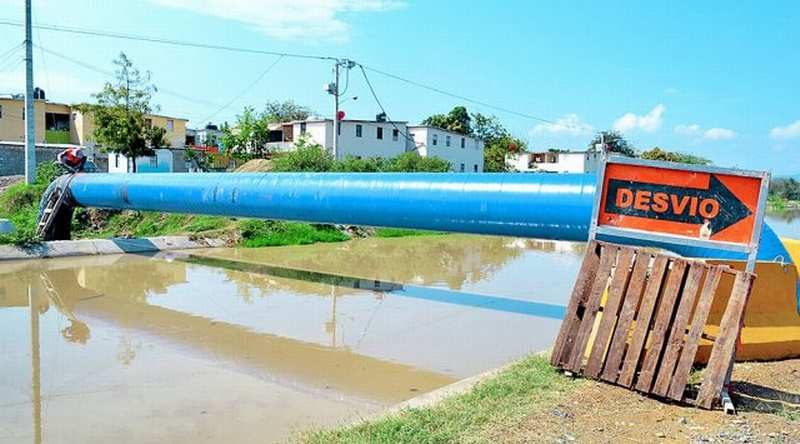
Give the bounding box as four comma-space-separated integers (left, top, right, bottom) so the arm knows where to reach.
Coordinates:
767, 210, 800, 239
0, 235, 586, 443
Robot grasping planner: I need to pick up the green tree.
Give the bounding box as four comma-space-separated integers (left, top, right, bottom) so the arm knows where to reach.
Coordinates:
384, 152, 451, 172
220, 106, 272, 159
484, 135, 526, 172
271, 136, 333, 172
770, 177, 800, 201
422, 106, 472, 135
264, 100, 312, 122
83, 53, 165, 172
588, 130, 635, 157
471, 113, 509, 142
272, 137, 451, 173
640, 147, 710, 165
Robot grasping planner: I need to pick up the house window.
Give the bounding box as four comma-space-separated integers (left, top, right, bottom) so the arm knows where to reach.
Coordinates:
356, 124, 363, 137
114, 154, 120, 168
432, 134, 438, 145
377, 127, 383, 140
473, 164, 478, 172
337, 122, 341, 135
461, 138, 465, 148
145, 118, 152, 127
460, 163, 465, 172
446, 135, 451, 147
392, 129, 399, 141
0, 104, 3, 119
166, 119, 174, 131
149, 155, 158, 167
300, 122, 307, 135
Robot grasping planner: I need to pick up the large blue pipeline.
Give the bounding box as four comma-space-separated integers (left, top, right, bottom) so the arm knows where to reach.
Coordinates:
62, 172, 793, 264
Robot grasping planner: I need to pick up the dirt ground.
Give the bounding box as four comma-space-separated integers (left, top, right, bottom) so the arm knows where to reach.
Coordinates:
496, 359, 800, 443
0, 175, 22, 194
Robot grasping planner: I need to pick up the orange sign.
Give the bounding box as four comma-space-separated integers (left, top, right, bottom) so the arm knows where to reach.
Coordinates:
598, 162, 766, 245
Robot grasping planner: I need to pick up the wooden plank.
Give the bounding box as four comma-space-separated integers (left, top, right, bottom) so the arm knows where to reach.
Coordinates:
696, 272, 755, 409
551, 241, 602, 367
635, 260, 688, 393
585, 248, 636, 377
566, 245, 617, 373
652, 262, 706, 397
600, 253, 651, 382
617, 255, 669, 387
667, 266, 724, 401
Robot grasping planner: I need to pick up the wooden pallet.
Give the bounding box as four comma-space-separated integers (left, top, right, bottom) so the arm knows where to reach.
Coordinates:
551, 241, 755, 409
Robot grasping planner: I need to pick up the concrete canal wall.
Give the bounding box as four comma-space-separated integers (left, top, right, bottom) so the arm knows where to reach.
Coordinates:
0, 235, 225, 261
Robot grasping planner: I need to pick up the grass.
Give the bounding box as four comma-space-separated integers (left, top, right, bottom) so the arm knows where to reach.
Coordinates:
0, 163, 63, 245
0, 164, 446, 248
239, 220, 350, 247
374, 228, 445, 238
302, 355, 580, 444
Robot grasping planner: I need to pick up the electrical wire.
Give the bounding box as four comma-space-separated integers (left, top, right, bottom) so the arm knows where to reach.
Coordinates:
35, 45, 224, 109
32, 10, 51, 98
361, 64, 562, 126
195, 54, 284, 124
0, 42, 22, 65
0, 19, 337, 61
357, 64, 418, 147
0, 43, 22, 73
0, 19, 586, 129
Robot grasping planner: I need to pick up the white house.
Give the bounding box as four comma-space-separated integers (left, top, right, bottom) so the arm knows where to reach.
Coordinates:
266, 119, 410, 160
264, 118, 486, 172
506, 150, 602, 173
108, 148, 195, 173
406, 125, 485, 172
195, 123, 222, 147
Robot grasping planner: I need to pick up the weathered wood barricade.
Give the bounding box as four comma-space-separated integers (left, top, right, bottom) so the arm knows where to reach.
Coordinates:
550, 156, 770, 411
551, 241, 755, 409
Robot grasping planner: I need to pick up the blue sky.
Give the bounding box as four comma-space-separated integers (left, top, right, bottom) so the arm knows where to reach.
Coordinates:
0, 0, 798, 174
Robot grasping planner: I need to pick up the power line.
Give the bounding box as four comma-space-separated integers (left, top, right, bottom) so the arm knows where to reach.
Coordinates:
357, 64, 417, 148
35, 45, 224, 110
0, 18, 584, 129
361, 64, 562, 126
0, 19, 337, 62
32, 10, 51, 98
0, 42, 22, 73
196, 55, 284, 124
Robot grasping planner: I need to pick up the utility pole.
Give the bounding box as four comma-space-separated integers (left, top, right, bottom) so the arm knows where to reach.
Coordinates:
333, 61, 340, 160
24, 0, 36, 184
328, 59, 355, 161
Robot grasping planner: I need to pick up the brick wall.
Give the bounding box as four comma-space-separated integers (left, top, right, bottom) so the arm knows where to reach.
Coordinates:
0, 143, 108, 176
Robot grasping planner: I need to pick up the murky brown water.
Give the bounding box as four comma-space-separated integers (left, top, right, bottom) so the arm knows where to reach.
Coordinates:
0, 235, 584, 443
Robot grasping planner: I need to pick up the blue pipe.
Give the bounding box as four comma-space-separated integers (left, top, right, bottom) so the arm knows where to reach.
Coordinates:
64, 172, 793, 264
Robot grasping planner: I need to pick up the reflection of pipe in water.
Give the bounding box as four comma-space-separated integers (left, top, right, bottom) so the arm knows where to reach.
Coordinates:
29, 285, 42, 444
325, 286, 337, 349
183, 254, 566, 320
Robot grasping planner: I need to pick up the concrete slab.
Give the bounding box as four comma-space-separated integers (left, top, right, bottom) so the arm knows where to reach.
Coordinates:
0, 236, 225, 261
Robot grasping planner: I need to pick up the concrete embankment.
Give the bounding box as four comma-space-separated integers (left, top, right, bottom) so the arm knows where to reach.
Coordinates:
0, 236, 225, 261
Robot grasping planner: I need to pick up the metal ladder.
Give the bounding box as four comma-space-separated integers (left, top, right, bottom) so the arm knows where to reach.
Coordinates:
35, 174, 75, 239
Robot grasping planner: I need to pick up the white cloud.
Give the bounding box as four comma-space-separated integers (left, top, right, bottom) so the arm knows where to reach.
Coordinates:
674, 123, 701, 137
674, 123, 736, 141
148, 0, 405, 41
770, 120, 800, 140
702, 127, 737, 140
613, 104, 665, 133
664, 87, 680, 95
531, 113, 594, 136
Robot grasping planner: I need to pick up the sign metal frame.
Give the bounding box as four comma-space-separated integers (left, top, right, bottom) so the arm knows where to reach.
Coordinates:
588, 156, 770, 273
